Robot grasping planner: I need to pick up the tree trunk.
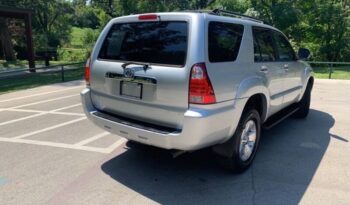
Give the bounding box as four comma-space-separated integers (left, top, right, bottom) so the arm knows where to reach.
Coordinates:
0, 18, 16, 61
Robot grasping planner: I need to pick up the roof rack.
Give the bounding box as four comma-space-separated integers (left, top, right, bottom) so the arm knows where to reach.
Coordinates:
210, 9, 264, 24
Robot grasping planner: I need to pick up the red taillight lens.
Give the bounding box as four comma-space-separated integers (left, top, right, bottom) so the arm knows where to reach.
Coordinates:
189, 63, 216, 104
85, 58, 90, 86
138, 14, 158, 20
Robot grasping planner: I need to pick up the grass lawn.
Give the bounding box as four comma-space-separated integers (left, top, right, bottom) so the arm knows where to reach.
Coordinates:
0, 68, 84, 94
70, 27, 98, 48
312, 66, 350, 80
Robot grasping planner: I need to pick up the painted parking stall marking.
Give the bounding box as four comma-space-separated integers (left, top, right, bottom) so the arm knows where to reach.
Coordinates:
8, 93, 79, 109
0, 86, 84, 103
12, 117, 87, 139
0, 81, 126, 154
0, 104, 84, 127
74, 132, 110, 146
0, 137, 127, 154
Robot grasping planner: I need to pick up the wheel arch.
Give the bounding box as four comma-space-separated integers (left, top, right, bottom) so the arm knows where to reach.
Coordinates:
244, 93, 268, 123
234, 76, 270, 121
297, 65, 314, 102
212, 78, 270, 158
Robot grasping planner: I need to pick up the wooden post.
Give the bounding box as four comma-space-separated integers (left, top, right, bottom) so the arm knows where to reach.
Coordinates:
328, 64, 333, 79
0, 7, 36, 71
24, 13, 35, 72
61, 65, 64, 82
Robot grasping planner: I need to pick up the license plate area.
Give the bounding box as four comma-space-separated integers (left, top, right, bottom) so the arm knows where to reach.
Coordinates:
120, 81, 143, 99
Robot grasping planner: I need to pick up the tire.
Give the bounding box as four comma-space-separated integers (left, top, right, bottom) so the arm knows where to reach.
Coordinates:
292, 83, 312, 119
223, 109, 261, 173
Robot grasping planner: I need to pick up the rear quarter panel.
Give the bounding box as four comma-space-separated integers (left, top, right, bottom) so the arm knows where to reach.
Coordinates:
203, 17, 275, 121
204, 15, 258, 102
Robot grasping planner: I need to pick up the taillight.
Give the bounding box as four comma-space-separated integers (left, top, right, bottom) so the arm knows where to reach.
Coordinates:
138, 14, 158, 20
189, 63, 216, 104
85, 58, 90, 86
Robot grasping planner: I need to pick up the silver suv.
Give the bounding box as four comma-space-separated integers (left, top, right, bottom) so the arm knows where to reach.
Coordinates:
81, 10, 313, 172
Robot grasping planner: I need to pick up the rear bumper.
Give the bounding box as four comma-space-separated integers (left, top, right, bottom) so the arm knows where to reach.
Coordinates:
81, 88, 241, 151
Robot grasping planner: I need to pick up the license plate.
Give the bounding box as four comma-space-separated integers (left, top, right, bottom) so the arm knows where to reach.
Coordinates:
120, 81, 142, 99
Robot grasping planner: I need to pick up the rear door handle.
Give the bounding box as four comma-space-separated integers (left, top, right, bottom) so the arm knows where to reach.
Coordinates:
283, 64, 289, 71
260, 65, 268, 73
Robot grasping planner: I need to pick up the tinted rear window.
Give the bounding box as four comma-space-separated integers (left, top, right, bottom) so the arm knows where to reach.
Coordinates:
208, 22, 244, 62
98, 21, 188, 66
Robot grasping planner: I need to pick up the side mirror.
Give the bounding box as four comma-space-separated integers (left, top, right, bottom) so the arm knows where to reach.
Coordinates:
298, 48, 310, 60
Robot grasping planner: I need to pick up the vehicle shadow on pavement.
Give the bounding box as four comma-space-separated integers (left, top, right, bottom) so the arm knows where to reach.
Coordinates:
101, 109, 334, 204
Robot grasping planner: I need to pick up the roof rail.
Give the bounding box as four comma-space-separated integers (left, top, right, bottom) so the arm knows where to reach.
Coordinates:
211, 9, 264, 24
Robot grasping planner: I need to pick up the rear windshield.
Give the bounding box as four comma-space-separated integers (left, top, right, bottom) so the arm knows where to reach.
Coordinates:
98, 21, 188, 66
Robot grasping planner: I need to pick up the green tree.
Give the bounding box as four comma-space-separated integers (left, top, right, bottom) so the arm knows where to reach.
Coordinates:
0, 0, 73, 54
247, 0, 349, 61
137, 0, 166, 13
73, 6, 100, 29
31, 0, 73, 50
91, 0, 121, 16
1, 0, 349, 62
304, 1, 350, 61
190, 0, 216, 9
248, 1, 300, 34
210, 0, 250, 13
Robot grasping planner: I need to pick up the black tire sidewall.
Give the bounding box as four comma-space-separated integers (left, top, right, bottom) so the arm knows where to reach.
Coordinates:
229, 109, 261, 172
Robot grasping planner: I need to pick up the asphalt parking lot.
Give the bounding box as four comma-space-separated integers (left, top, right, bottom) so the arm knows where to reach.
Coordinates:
0, 79, 349, 205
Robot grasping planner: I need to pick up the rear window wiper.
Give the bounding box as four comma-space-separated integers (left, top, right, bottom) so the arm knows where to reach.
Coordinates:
121, 62, 151, 71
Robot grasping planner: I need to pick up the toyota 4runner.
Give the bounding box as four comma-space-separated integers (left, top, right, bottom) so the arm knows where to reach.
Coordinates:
81, 9, 313, 172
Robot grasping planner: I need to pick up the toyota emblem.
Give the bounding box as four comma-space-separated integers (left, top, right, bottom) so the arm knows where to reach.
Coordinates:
123, 68, 135, 79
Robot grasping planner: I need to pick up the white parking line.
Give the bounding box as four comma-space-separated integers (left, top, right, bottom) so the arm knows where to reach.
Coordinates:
6, 109, 84, 117
0, 86, 83, 103
0, 112, 46, 126
74, 132, 110, 146
12, 117, 87, 139
9, 94, 79, 109
0, 137, 126, 154
6, 103, 80, 113
0, 104, 84, 127
50, 103, 81, 112
6, 103, 81, 113
49, 112, 85, 116
6, 108, 43, 113
105, 138, 128, 153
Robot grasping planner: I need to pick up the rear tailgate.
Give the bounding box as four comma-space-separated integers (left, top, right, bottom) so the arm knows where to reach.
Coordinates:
89, 13, 197, 129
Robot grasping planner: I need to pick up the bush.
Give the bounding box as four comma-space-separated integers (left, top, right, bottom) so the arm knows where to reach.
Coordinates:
81, 28, 100, 53
58, 27, 100, 62
57, 47, 87, 62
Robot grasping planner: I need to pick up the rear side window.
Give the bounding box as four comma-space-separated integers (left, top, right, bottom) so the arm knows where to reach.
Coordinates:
253, 28, 277, 62
208, 22, 244, 62
98, 21, 188, 66
273, 31, 296, 61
